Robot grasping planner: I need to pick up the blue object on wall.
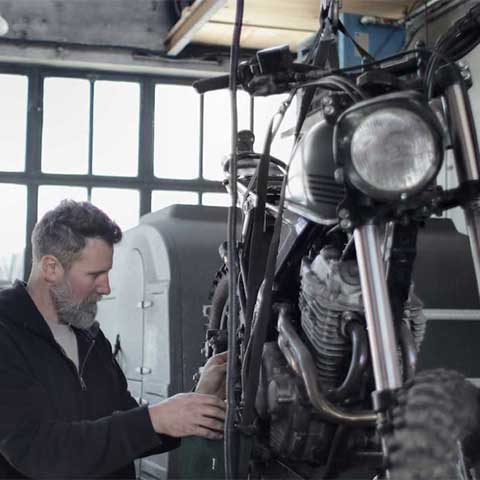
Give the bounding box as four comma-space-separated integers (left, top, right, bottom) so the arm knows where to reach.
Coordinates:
338, 13, 405, 68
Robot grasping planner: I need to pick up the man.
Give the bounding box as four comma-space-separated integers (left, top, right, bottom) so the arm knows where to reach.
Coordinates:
0, 200, 226, 479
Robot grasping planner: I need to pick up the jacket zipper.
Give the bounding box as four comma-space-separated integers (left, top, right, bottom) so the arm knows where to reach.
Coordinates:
78, 338, 96, 391
26, 322, 97, 391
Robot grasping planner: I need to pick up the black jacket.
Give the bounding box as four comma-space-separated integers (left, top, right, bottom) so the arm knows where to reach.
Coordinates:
0, 281, 179, 479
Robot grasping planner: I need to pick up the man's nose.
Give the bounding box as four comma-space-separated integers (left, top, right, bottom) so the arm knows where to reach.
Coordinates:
97, 274, 111, 296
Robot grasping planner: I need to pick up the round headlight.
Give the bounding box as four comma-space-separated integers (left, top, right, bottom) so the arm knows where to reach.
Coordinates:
349, 108, 441, 200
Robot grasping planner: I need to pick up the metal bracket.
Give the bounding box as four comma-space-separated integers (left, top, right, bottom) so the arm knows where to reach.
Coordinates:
137, 300, 153, 309
136, 366, 152, 375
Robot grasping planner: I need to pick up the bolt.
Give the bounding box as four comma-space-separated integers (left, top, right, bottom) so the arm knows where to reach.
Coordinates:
334, 168, 344, 183
340, 219, 352, 229
324, 105, 335, 115
400, 192, 408, 201
338, 208, 350, 219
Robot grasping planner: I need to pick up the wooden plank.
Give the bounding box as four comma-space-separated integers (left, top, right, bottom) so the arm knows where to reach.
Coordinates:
165, 0, 227, 56
193, 22, 314, 52
212, 0, 320, 31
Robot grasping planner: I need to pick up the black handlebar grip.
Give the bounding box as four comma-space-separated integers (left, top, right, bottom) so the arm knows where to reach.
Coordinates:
192, 74, 231, 94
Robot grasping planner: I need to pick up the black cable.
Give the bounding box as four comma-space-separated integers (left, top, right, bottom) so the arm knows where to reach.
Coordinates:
422, 3, 480, 98
172, 0, 182, 19
405, 0, 428, 18
305, 47, 422, 80
424, 0, 429, 46
302, 45, 463, 96
297, 76, 366, 102
298, 79, 358, 101
404, 0, 468, 49
424, 49, 463, 98
225, 0, 244, 478
324, 74, 367, 99
240, 92, 295, 427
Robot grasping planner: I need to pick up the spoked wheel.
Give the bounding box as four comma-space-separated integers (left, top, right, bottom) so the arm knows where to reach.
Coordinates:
387, 369, 480, 480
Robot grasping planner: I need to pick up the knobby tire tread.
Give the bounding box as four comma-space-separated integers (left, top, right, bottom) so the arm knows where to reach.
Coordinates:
388, 369, 480, 480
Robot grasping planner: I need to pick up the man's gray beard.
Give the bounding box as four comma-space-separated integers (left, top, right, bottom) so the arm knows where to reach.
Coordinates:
50, 280, 98, 330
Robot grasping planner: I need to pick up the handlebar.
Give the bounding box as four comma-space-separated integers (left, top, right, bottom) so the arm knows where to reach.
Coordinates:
193, 74, 230, 94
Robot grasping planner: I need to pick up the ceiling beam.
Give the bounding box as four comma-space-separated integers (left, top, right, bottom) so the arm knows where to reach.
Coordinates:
165, 0, 227, 56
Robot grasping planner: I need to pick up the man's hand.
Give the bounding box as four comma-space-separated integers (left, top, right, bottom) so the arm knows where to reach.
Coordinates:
149, 392, 226, 440
195, 351, 227, 399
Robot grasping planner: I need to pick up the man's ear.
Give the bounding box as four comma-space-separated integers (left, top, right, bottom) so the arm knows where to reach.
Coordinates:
40, 255, 64, 285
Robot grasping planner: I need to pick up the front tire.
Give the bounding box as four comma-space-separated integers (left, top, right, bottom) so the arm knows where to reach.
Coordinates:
388, 369, 480, 480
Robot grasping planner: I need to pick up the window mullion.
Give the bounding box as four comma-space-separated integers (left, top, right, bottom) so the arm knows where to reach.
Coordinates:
23, 70, 43, 279
139, 79, 155, 216
88, 79, 94, 176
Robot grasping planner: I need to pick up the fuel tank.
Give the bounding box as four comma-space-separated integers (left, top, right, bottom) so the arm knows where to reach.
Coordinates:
285, 119, 344, 224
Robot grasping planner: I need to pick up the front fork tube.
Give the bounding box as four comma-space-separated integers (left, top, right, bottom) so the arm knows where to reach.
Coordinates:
354, 224, 402, 479
445, 82, 480, 289
354, 224, 402, 392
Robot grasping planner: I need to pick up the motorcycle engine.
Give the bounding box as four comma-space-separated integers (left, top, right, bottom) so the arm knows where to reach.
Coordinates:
300, 245, 364, 391
256, 245, 427, 463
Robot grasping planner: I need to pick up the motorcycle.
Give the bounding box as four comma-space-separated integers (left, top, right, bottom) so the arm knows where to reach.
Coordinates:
193, 1, 480, 478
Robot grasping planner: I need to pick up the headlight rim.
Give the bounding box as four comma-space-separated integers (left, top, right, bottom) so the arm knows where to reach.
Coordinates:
334, 92, 445, 202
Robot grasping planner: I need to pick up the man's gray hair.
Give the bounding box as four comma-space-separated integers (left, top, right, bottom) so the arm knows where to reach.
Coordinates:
32, 200, 122, 269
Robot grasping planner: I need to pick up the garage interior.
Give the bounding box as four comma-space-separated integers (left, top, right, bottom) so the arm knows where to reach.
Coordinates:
0, 1, 479, 479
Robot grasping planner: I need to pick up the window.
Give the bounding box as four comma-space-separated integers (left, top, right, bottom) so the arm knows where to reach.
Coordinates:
202, 192, 229, 207
151, 190, 198, 212
254, 93, 297, 163
42, 78, 90, 174
91, 188, 140, 232
0, 184, 27, 287
154, 84, 199, 179
203, 90, 251, 181
0, 67, 255, 279
0, 74, 28, 172
93, 81, 140, 177
38, 185, 88, 220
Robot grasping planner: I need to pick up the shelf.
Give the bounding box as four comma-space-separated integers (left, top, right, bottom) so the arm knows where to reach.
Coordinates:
166, 0, 415, 55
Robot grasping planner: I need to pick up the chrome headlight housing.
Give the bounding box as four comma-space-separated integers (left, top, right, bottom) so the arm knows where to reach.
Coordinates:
334, 93, 444, 201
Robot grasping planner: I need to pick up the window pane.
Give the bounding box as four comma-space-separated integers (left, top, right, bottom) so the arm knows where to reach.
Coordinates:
151, 190, 198, 211
254, 94, 297, 163
0, 74, 27, 172
93, 81, 139, 177
203, 90, 251, 181
0, 184, 26, 285
42, 78, 90, 174
154, 85, 199, 179
91, 188, 139, 231
38, 186, 88, 220
202, 192, 229, 207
